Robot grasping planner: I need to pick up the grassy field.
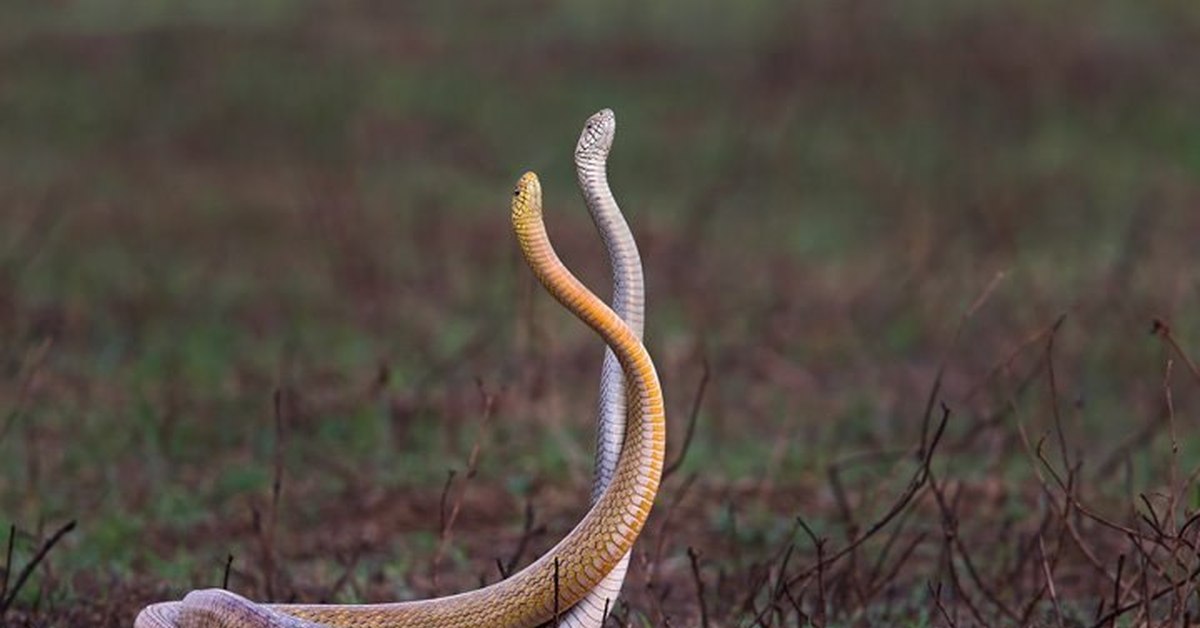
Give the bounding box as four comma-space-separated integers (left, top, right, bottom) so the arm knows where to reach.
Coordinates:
3, 1, 1200, 625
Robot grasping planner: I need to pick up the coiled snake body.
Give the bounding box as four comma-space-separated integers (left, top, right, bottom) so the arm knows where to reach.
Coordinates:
135, 153, 663, 625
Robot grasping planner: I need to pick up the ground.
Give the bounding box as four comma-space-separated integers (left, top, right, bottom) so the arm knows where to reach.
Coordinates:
2, 1, 1200, 626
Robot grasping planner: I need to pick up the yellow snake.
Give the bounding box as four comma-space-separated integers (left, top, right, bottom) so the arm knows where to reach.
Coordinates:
133, 171, 666, 627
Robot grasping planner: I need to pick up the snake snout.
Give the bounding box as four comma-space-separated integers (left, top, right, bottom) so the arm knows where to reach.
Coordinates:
575, 108, 616, 157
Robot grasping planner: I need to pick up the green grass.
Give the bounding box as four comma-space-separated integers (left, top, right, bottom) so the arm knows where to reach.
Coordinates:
2, 1, 1200, 625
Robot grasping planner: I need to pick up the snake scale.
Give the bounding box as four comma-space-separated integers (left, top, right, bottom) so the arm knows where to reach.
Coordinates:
561, 108, 643, 627
135, 112, 661, 627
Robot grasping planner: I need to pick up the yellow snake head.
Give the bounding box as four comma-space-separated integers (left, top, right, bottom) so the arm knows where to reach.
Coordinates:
575, 108, 615, 159
512, 171, 542, 224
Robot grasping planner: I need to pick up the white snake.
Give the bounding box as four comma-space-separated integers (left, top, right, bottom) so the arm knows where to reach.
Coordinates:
561, 108, 643, 628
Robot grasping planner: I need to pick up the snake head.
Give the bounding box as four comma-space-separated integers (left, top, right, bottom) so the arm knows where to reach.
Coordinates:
511, 171, 543, 222
575, 108, 615, 159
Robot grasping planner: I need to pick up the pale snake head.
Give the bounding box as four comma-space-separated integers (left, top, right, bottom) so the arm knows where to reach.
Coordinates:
575, 108, 615, 160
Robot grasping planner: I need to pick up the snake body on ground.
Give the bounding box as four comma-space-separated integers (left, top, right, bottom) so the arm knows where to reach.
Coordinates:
134, 168, 665, 627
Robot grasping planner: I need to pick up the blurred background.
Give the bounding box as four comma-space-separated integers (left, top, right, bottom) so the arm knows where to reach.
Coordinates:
2, 1, 1200, 625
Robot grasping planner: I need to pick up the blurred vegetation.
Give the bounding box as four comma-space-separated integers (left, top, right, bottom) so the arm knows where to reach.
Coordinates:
1, 0, 1200, 624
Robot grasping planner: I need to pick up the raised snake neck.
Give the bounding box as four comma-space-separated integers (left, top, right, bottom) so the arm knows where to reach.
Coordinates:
133, 171, 665, 628
561, 108, 644, 627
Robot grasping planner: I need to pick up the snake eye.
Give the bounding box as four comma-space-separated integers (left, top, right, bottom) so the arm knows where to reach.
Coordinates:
512, 187, 519, 197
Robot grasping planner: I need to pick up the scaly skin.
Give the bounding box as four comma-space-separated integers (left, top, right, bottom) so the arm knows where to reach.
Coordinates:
133, 172, 666, 628
564, 108, 644, 627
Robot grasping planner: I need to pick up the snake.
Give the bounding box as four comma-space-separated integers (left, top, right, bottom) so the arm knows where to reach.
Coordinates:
560, 108, 643, 628
133, 170, 665, 628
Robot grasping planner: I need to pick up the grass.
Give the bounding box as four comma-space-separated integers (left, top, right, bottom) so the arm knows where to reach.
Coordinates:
2, 0, 1200, 625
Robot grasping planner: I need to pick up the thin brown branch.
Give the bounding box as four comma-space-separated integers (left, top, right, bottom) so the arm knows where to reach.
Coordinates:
222, 554, 233, 589
0, 520, 76, 615
663, 355, 710, 480
1090, 551, 1200, 626
262, 386, 288, 600
927, 467, 1016, 623
1151, 318, 1200, 385
928, 581, 957, 628
1109, 554, 1125, 628
500, 498, 546, 578
919, 272, 1006, 456
649, 472, 698, 586
687, 547, 710, 628
1037, 534, 1066, 628
1, 524, 13, 606
432, 381, 497, 590
796, 517, 827, 627
785, 403, 950, 590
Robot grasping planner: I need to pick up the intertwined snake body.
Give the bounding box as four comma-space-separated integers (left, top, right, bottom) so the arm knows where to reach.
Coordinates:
134, 170, 665, 627
562, 108, 643, 627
